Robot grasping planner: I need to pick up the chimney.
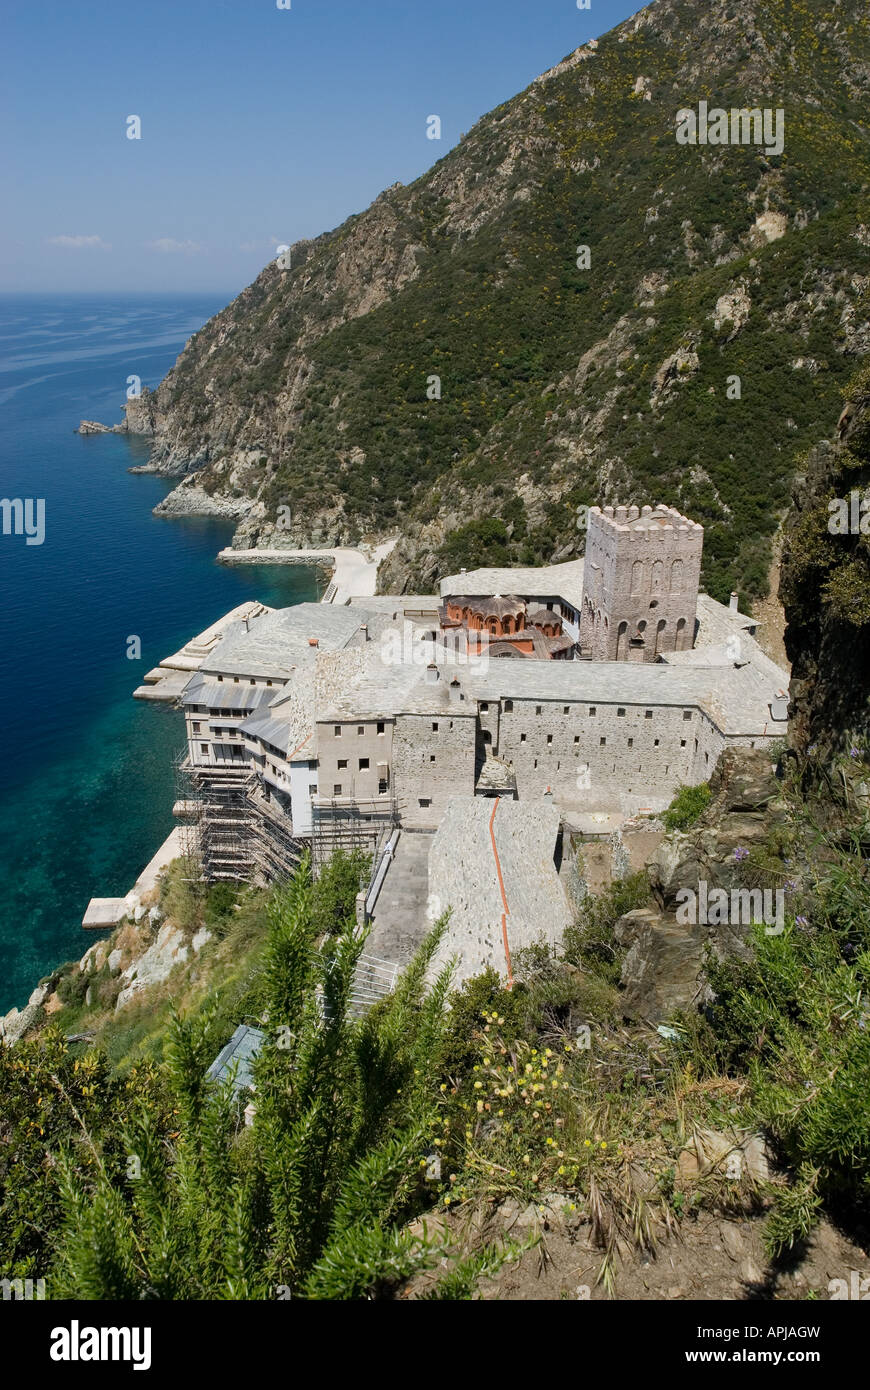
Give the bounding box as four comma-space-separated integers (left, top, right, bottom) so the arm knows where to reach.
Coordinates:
308, 637, 319, 647
729, 592, 739, 612
770, 690, 789, 722
425, 662, 440, 685
360, 624, 369, 642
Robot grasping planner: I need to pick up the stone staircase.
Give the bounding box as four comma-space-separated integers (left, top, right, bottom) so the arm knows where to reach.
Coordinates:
367, 829, 434, 962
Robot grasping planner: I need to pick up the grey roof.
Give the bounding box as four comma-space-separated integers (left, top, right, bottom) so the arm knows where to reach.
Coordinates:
440, 560, 586, 613
460, 658, 786, 737
695, 592, 760, 644
317, 651, 478, 722
239, 711, 297, 753
181, 677, 274, 712
348, 594, 441, 614
206, 1024, 266, 1093
201, 602, 378, 680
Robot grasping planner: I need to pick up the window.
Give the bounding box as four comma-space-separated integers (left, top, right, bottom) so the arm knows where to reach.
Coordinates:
654, 739, 660, 747
600, 737, 606, 746
334, 725, 341, 736
563, 706, 570, 715
217, 676, 223, 683
377, 722, 385, 734
618, 708, 625, 717
193, 722, 201, 734
504, 700, 513, 712
357, 726, 365, 735
200, 743, 209, 755
480, 702, 489, 712
359, 758, 370, 770
535, 705, 542, 715
267, 680, 273, 687
520, 733, 527, 743
250, 679, 255, 686
683, 710, 692, 721
338, 759, 348, 770
680, 739, 687, 748
589, 707, 596, 717
645, 709, 652, 719
628, 738, 634, 748
234, 678, 239, 684
309, 784, 317, 795
432, 722, 439, 731
419, 797, 431, 808
574, 735, 580, 745
333, 784, 342, 795
378, 780, 388, 794
547, 735, 553, 746
430, 755, 435, 763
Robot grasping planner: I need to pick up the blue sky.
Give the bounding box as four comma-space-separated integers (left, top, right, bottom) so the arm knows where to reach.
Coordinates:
3, 0, 643, 295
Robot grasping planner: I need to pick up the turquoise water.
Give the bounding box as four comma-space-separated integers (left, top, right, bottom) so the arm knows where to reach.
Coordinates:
0, 294, 320, 1011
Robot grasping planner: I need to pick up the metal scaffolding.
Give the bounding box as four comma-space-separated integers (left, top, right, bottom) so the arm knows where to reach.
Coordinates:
310, 792, 398, 880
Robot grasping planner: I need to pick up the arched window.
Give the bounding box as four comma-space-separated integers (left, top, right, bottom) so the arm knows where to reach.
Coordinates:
654, 618, 667, 656
651, 559, 664, 592
676, 616, 687, 649
671, 559, 684, 593
616, 621, 628, 660
631, 560, 644, 596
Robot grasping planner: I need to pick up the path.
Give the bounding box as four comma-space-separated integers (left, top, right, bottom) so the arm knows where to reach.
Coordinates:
216, 538, 398, 605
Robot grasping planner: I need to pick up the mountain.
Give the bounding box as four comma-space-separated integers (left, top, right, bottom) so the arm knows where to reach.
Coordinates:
133, 0, 870, 605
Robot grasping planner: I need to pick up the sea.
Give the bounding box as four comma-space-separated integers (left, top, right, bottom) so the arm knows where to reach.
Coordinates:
0, 294, 320, 1013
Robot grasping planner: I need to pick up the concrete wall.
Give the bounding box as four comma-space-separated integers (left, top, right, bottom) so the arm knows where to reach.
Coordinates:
315, 717, 394, 804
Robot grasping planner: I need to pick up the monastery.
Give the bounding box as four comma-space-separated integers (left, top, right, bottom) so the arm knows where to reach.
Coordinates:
149, 504, 789, 982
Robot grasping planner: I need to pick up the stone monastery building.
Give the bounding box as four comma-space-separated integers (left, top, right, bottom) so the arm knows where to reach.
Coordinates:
172, 505, 790, 897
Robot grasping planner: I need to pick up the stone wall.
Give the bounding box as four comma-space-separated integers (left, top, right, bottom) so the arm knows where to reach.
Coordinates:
581, 504, 703, 661
392, 711, 477, 827
495, 696, 706, 814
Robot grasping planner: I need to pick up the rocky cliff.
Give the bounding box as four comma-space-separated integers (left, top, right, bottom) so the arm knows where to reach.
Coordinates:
120, 0, 868, 606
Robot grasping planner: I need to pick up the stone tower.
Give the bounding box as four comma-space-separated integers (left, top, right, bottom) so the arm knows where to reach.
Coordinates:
580, 504, 703, 662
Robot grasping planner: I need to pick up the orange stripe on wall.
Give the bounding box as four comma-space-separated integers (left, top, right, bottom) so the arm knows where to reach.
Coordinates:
488, 797, 514, 988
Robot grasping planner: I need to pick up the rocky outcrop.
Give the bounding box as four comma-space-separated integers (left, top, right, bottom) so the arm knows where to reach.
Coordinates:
115, 921, 212, 1011
615, 748, 787, 1022
779, 365, 870, 779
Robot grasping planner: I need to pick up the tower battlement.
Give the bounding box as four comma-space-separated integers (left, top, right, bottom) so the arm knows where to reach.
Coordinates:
581, 504, 704, 662
593, 503, 704, 540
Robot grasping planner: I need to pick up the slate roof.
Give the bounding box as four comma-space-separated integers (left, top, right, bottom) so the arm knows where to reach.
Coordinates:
206, 1025, 266, 1093
440, 560, 586, 614
200, 602, 378, 680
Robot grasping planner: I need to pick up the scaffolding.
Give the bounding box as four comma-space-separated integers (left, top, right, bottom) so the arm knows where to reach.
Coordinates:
310, 792, 399, 880
175, 749, 310, 886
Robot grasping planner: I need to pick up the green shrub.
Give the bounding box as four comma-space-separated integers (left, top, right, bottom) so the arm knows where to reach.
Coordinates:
662, 782, 712, 831
562, 872, 650, 984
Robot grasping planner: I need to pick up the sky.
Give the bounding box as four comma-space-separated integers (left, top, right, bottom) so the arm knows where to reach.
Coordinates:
2, 0, 644, 296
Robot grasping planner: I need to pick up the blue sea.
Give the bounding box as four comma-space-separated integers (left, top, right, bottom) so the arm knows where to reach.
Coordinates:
0, 294, 320, 1012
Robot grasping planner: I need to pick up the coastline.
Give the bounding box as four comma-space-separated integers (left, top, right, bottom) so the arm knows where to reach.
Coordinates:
217, 538, 397, 604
